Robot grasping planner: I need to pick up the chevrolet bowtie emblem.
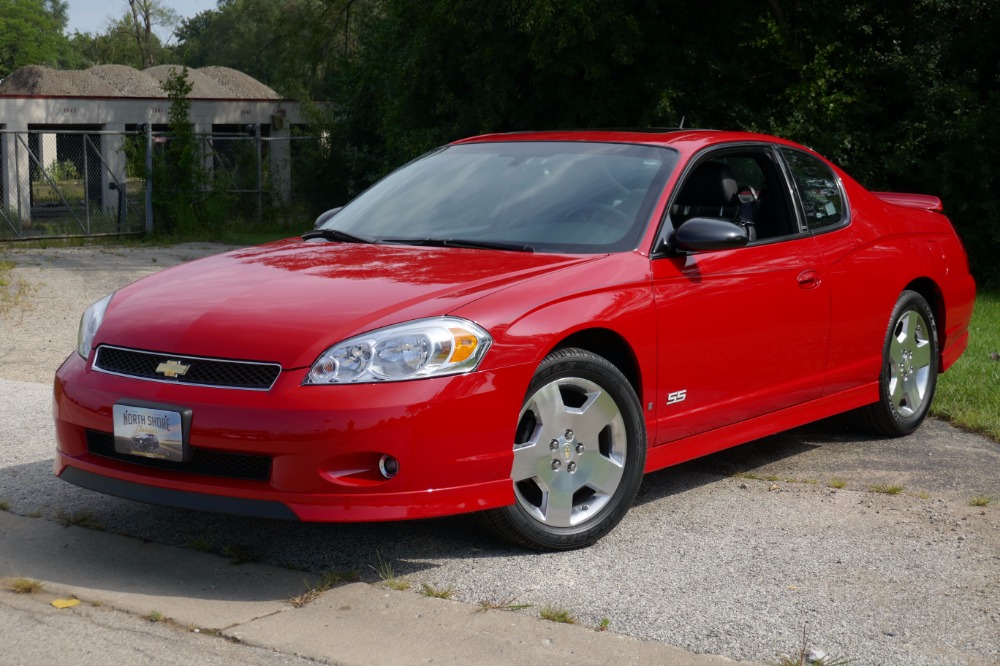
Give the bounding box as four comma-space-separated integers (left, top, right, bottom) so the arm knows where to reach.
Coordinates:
155, 359, 191, 378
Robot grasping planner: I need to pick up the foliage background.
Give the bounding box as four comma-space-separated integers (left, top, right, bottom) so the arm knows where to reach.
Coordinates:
3, 0, 998, 284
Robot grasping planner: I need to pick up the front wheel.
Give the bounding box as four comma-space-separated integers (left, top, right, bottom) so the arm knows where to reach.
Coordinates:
854, 290, 939, 437
480, 348, 646, 550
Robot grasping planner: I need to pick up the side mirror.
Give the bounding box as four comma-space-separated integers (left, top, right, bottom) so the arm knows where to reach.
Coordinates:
672, 217, 749, 252
314, 207, 343, 230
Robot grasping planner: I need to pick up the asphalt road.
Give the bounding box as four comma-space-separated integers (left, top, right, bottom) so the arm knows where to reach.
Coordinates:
1, 244, 998, 665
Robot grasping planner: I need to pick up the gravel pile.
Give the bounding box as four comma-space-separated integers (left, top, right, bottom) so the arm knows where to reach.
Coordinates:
88, 64, 164, 97
0, 65, 280, 100
199, 66, 281, 100
0, 65, 116, 97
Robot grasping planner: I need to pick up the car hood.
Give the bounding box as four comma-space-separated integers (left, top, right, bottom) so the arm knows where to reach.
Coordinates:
96, 240, 599, 368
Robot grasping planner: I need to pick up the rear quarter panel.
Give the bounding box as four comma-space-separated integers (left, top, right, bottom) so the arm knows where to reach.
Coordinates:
817, 174, 975, 396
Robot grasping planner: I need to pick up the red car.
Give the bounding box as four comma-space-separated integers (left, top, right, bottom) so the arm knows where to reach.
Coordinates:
54, 130, 976, 550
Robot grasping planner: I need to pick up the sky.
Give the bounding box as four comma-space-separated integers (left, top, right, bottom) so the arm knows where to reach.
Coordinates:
64, 0, 212, 42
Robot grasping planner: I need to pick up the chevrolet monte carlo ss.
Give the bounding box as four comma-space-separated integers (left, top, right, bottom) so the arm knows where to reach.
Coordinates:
54, 130, 975, 550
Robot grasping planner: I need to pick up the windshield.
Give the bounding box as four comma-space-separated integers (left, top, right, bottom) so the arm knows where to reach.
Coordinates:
322, 141, 677, 254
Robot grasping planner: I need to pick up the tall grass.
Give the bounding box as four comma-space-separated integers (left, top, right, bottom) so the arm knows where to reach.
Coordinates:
934, 291, 1000, 440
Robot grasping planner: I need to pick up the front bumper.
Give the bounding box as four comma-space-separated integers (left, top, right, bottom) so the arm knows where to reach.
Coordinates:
54, 353, 528, 522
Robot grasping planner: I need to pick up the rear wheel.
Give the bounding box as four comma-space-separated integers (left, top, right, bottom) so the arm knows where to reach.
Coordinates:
480, 348, 645, 550
854, 290, 938, 436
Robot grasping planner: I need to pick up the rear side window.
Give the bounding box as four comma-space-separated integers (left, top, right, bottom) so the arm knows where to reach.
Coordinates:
780, 148, 847, 231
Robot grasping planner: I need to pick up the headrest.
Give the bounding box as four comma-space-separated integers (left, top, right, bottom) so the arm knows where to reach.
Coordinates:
676, 161, 738, 207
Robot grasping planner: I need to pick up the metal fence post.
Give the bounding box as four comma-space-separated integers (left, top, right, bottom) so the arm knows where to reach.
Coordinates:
254, 124, 262, 222
145, 124, 153, 233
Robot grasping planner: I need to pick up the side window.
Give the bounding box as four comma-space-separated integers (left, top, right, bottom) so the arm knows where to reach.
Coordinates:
780, 148, 847, 231
669, 150, 798, 242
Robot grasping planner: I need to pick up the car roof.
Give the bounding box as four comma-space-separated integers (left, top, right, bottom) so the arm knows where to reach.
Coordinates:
451, 129, 805, 158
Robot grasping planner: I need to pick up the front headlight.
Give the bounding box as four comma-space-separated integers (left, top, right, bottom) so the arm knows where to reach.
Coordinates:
77, 293, 113, 359
304, 317, 492, 384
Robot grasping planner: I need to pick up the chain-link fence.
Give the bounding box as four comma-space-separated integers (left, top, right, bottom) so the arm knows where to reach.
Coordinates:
1, 129, 319, 240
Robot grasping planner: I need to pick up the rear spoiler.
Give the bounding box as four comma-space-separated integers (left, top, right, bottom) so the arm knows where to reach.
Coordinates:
872, 192, 943, 213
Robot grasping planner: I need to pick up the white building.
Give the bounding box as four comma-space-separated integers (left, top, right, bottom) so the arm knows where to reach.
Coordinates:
0, 64, 304, 233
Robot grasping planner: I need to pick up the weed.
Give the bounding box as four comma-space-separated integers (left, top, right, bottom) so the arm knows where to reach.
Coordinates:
420, 583, 456, 600
774, 626, 851, 665
148, 610, 163, 623
219, 544, 255, 564
55, 511, 104, 531
10, 578, 43, 594
539, 605, 576, 624
596, 617, 611, 631
869, 484, 904, 495
187, 538, 213, 552
287, 570, 353, 608
917, 491, 932, 500
969, 496, 993, 507
371, 552, 410, 591
476, 593, 532, 613
828, 478, 847, 489
27, 510, 42, 518
0, 500, 9, 511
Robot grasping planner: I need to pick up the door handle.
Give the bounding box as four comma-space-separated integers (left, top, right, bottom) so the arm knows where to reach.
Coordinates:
797, 270, 821, 289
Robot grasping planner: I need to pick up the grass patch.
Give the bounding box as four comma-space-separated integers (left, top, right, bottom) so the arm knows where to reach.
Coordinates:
9, 577, 43, 594
147, 610, 164, 623
934, 290, 1000, 440
55, 511, 104, 531
0, 500, 9, 511
0, 257, 32, 316
476, 593, 532, 613
828, 478, 847, 489
969, 496, 993, 507
187, 538, 214, 553
420, 583, 456, 599
596, 617, 611, 631
371, 552, 410, 591
869, 484, 904, 495
539, 605, 576, 624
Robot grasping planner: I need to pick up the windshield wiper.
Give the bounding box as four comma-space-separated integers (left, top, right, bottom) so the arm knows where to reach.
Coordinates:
301, 228, 375, 244
382, 237, 535, 252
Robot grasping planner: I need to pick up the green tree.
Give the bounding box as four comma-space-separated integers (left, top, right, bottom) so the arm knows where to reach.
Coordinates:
173, 0, 361, 98
127, 0, 179, 67
0, 0, 74, 77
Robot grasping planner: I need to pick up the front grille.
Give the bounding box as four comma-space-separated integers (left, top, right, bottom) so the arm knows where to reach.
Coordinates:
94, 345, 281, 391
86, 431, 271, 482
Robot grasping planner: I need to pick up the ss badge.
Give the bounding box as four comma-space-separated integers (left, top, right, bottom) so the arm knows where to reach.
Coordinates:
667, 389, 687, 405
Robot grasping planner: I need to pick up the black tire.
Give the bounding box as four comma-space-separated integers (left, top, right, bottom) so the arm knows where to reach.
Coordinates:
853, 290, 939, 437
479, 348, 646, 550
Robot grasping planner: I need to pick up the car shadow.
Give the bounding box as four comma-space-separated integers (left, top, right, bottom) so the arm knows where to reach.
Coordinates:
0, 416, 882, 588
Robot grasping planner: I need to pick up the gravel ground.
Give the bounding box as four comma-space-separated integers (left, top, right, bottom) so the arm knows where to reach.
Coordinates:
1, 244, 998, 665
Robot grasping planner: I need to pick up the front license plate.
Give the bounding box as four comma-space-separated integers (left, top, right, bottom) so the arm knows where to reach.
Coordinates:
113, 404, 186, 462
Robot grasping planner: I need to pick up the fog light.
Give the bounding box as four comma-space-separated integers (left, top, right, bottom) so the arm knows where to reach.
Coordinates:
378, 454, 399, 479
